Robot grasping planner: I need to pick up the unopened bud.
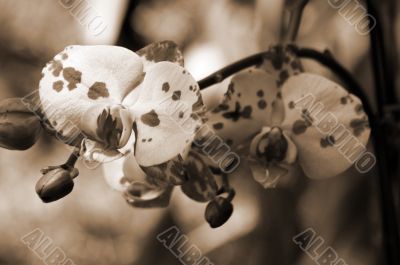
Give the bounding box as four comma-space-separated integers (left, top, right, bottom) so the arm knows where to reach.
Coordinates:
204, 197, 233, 228
0, 98, 42, 150
35, 166, 78, 203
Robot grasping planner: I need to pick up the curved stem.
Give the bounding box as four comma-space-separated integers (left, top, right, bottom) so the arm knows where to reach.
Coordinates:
198, 46, 374, 121
198, 52, 265, 89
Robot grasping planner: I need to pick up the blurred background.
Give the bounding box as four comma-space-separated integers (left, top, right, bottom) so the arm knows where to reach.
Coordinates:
0, 0, 398, 264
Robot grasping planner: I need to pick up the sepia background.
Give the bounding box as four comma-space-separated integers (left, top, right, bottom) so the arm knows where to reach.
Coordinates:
0, 0, 398, 264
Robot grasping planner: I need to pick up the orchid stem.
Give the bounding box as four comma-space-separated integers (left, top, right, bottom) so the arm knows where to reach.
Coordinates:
279, 0, 310, 42
64, 147, 80, 168
198, 46, 374, 121
198, 52, 265, 89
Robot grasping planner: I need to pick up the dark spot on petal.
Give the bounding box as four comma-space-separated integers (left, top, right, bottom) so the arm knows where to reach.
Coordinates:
88, 82, 110, 99
257, 90, 264, 97
237, 93, 241, 97
292, 120, 308, 135
136, 41, 184, 65
226, 139, 233, 146
228, 82, 235, 94
141, 110, 160, 127
290, 60, 301, 70
213, 122, 224, 130
61, 53, 68, 60
320, 136, 335, 148
340, 96, 347, 104
242, 105, 252, 118
350, 118, 368, 136
142, 139, 146, 142
258, 99, 267, 109
279, 70, 289, 84
288, 101, 295, 109
355, 104, 363, 114
276, 92, 282, 99
148, 138, 152, 142
179, 111, 184, 118
302, 109, 313, 123
63, 67, 81, 90
189, 85, 193, 91
172, 90, 181, 100
269, 47, 284, 70
53, 80, 64, 92
162, 82, 170, 92
50, 60, 63, 77
212, 104, 229, 113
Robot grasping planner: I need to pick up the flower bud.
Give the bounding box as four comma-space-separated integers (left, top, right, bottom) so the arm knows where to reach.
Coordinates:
0, 98, 42, 150
35, 166, 78, 203
204, 197, 233, 228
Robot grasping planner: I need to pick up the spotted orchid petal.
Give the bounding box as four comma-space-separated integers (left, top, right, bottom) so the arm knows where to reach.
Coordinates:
141, 155, 187, 186
181, 151, 219, 202
39, 45, 143, 148
262, 45, 304, 126
280, 73, 371, 179
136, 40, 184, 69
205, 69, 278, 148
121, 41, 184, 106
130, 61, 205, 167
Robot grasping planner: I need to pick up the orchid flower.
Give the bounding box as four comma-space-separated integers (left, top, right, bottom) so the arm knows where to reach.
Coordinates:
38, 41, 204, 168
80, 42, 210, 207
33, 41, 206, 203
99, 43, 220, 208
204, 45, 371, 188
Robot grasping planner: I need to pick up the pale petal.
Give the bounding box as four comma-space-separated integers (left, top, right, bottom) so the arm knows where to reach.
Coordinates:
39, 45, 143, 142
204, 69, 278, 149
280, 73, 371, 179
131, 61, 204, 166
102, 156, 126, 191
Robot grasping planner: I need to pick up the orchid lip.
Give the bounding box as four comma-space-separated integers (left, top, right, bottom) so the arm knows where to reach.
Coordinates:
91, 105, 133, 150
256, 127, 288, 162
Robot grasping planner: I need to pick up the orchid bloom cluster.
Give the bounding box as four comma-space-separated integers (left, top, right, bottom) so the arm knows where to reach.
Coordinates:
0, 41, 371, 228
